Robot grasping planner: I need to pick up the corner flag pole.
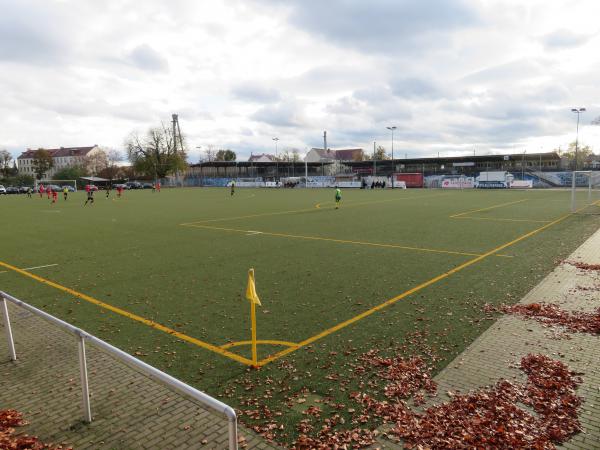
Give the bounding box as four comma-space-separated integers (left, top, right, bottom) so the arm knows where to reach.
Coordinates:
250, 296, 258, 365
245, 268, 262, 366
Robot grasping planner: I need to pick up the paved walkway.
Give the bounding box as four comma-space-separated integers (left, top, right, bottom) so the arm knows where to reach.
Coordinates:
371, 228, 600, 449
0, 304, 277, 449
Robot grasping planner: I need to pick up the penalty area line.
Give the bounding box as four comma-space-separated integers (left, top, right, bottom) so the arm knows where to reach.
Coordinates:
257, 206, 581, 366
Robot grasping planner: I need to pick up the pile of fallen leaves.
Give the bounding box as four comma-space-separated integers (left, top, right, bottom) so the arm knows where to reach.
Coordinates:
372, 354, 582, 449
565, 260, 600, 271
237, 347, 582, 449
0, 409, 70, 449
488, 302, 600, 335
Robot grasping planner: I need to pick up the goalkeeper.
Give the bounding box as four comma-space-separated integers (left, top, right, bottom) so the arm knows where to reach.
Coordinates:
335, 187, 341, 209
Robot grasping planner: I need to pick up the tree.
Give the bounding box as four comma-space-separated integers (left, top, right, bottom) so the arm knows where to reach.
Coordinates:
365, 146, 389, 161
54, 165, 88, 180
32, 149, 54, 180
85, 149, 108, 176
125, 123, 187, 179
291, 149, 301, 162
98, 150, 123, 180
215, 149, 237, 161
202, 145, 216, 162
0, 149, 12, 176
561, 141, 593, 170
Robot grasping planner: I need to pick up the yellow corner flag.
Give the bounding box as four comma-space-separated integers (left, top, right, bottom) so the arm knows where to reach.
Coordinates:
246, 268, 262, 306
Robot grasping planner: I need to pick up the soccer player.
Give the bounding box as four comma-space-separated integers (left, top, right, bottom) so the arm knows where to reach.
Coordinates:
335, 187, 342, 209
156, 181, 161, 192
105, 184, 111, 198
51, 189, 58, 204
117, 185, 123, 198
63, 186, 68, 201
38, 184, 44, 198
27, 187, 32, 198
84, 189, 94, 206
230, 180, 235, 197
46, 185, 51, 199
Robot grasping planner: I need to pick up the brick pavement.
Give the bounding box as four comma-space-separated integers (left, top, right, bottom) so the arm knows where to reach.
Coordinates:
371, 228, 600, 449
0, 304, 279, 449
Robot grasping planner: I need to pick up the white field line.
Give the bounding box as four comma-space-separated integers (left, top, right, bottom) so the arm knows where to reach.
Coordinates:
21, 264, 59, 271
0, 263, 59, 274
246, 231, 262, 235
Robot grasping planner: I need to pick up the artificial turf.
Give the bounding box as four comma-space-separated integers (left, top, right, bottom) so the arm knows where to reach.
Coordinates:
2, 187, 600, 441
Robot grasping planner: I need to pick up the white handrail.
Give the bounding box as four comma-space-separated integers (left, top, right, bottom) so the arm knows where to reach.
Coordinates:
0, 291, 238, 450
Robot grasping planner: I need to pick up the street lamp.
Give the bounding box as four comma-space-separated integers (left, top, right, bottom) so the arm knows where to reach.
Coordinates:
386, 126, 397, 188
571, 108, 586, 171
272, 137, 279, 181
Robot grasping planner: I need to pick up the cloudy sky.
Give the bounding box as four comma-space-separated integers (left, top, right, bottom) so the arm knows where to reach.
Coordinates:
1, 0, 600, 163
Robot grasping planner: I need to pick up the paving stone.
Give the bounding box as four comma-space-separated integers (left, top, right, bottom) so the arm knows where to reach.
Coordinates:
0, 302, 277, 449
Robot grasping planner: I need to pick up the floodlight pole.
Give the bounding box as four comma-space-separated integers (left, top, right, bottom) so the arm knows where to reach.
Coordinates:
571, 108, 586, 171
386, 126, 397, 188
373, 141, 376, 177
272, 137, 279, 182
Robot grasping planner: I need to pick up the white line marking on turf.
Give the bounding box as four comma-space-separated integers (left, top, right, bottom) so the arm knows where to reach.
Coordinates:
246, 231, 262, 235
20, 264, 59, 271
0, 263, 59, 275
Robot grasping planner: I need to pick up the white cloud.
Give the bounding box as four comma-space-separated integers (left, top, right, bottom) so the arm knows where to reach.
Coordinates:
1, 0, 600, 162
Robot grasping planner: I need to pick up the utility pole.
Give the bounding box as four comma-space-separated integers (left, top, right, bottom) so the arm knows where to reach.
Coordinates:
172, 114, 183, 187
571, 108, 586, 171
386, 126, 397, 188
373, 141, 376, 177
272, 137, 279, 182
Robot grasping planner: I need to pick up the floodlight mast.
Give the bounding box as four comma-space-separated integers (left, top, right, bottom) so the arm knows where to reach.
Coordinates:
571, 108, 586, 171
272, 137, 279, 181
386, 126, 397, 188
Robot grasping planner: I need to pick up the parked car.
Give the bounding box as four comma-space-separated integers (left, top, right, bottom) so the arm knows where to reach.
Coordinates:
85, 184, 99, 191
0, 185, 6, 194
142, 183, 154, 189
6, 186, 20, 194
46, 184, 62, 192
61, 185, 76, 192
19, 186, 32, 193
114, 183, 128, 190
125, 181, 143, 189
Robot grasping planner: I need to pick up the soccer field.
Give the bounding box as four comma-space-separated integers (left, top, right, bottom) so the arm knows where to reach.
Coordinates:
2, 187, 600, 433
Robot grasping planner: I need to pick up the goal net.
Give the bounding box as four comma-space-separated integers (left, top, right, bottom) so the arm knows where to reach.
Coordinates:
570, 171, 600, 214
34, 179, 78, 192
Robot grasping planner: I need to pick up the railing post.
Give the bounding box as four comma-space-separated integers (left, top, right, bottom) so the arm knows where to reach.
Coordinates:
77, 332, 92, 422
1, 296, 17, 361
227, 411, 238, 450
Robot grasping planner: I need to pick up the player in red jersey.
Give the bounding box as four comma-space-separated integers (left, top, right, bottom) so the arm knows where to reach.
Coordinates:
38, 184, 44, 198
51, 189, 58, 204
46, 186, 51, 199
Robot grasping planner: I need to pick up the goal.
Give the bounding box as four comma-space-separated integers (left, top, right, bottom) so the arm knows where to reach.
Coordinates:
570, 171, 600, 213
34, 179, 78, 192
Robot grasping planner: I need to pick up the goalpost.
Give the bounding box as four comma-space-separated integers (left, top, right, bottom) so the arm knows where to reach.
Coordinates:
570, 171, 600, 213
34, 179, 79, 192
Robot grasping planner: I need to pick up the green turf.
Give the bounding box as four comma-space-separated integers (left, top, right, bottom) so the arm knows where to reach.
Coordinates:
2, 187, 600, 442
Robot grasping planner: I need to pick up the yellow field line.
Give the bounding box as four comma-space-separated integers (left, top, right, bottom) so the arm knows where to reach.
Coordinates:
181, 193, 449, 226
184, 223, 513, 258
452, 216, 551, 224
0, 260, 254, 366
257, 207, 579, 366
220, 339, 298, 350
449, 198, 529, 218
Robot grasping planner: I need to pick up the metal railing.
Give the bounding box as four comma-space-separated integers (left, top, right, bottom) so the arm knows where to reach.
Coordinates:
0, 291, 238, 450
